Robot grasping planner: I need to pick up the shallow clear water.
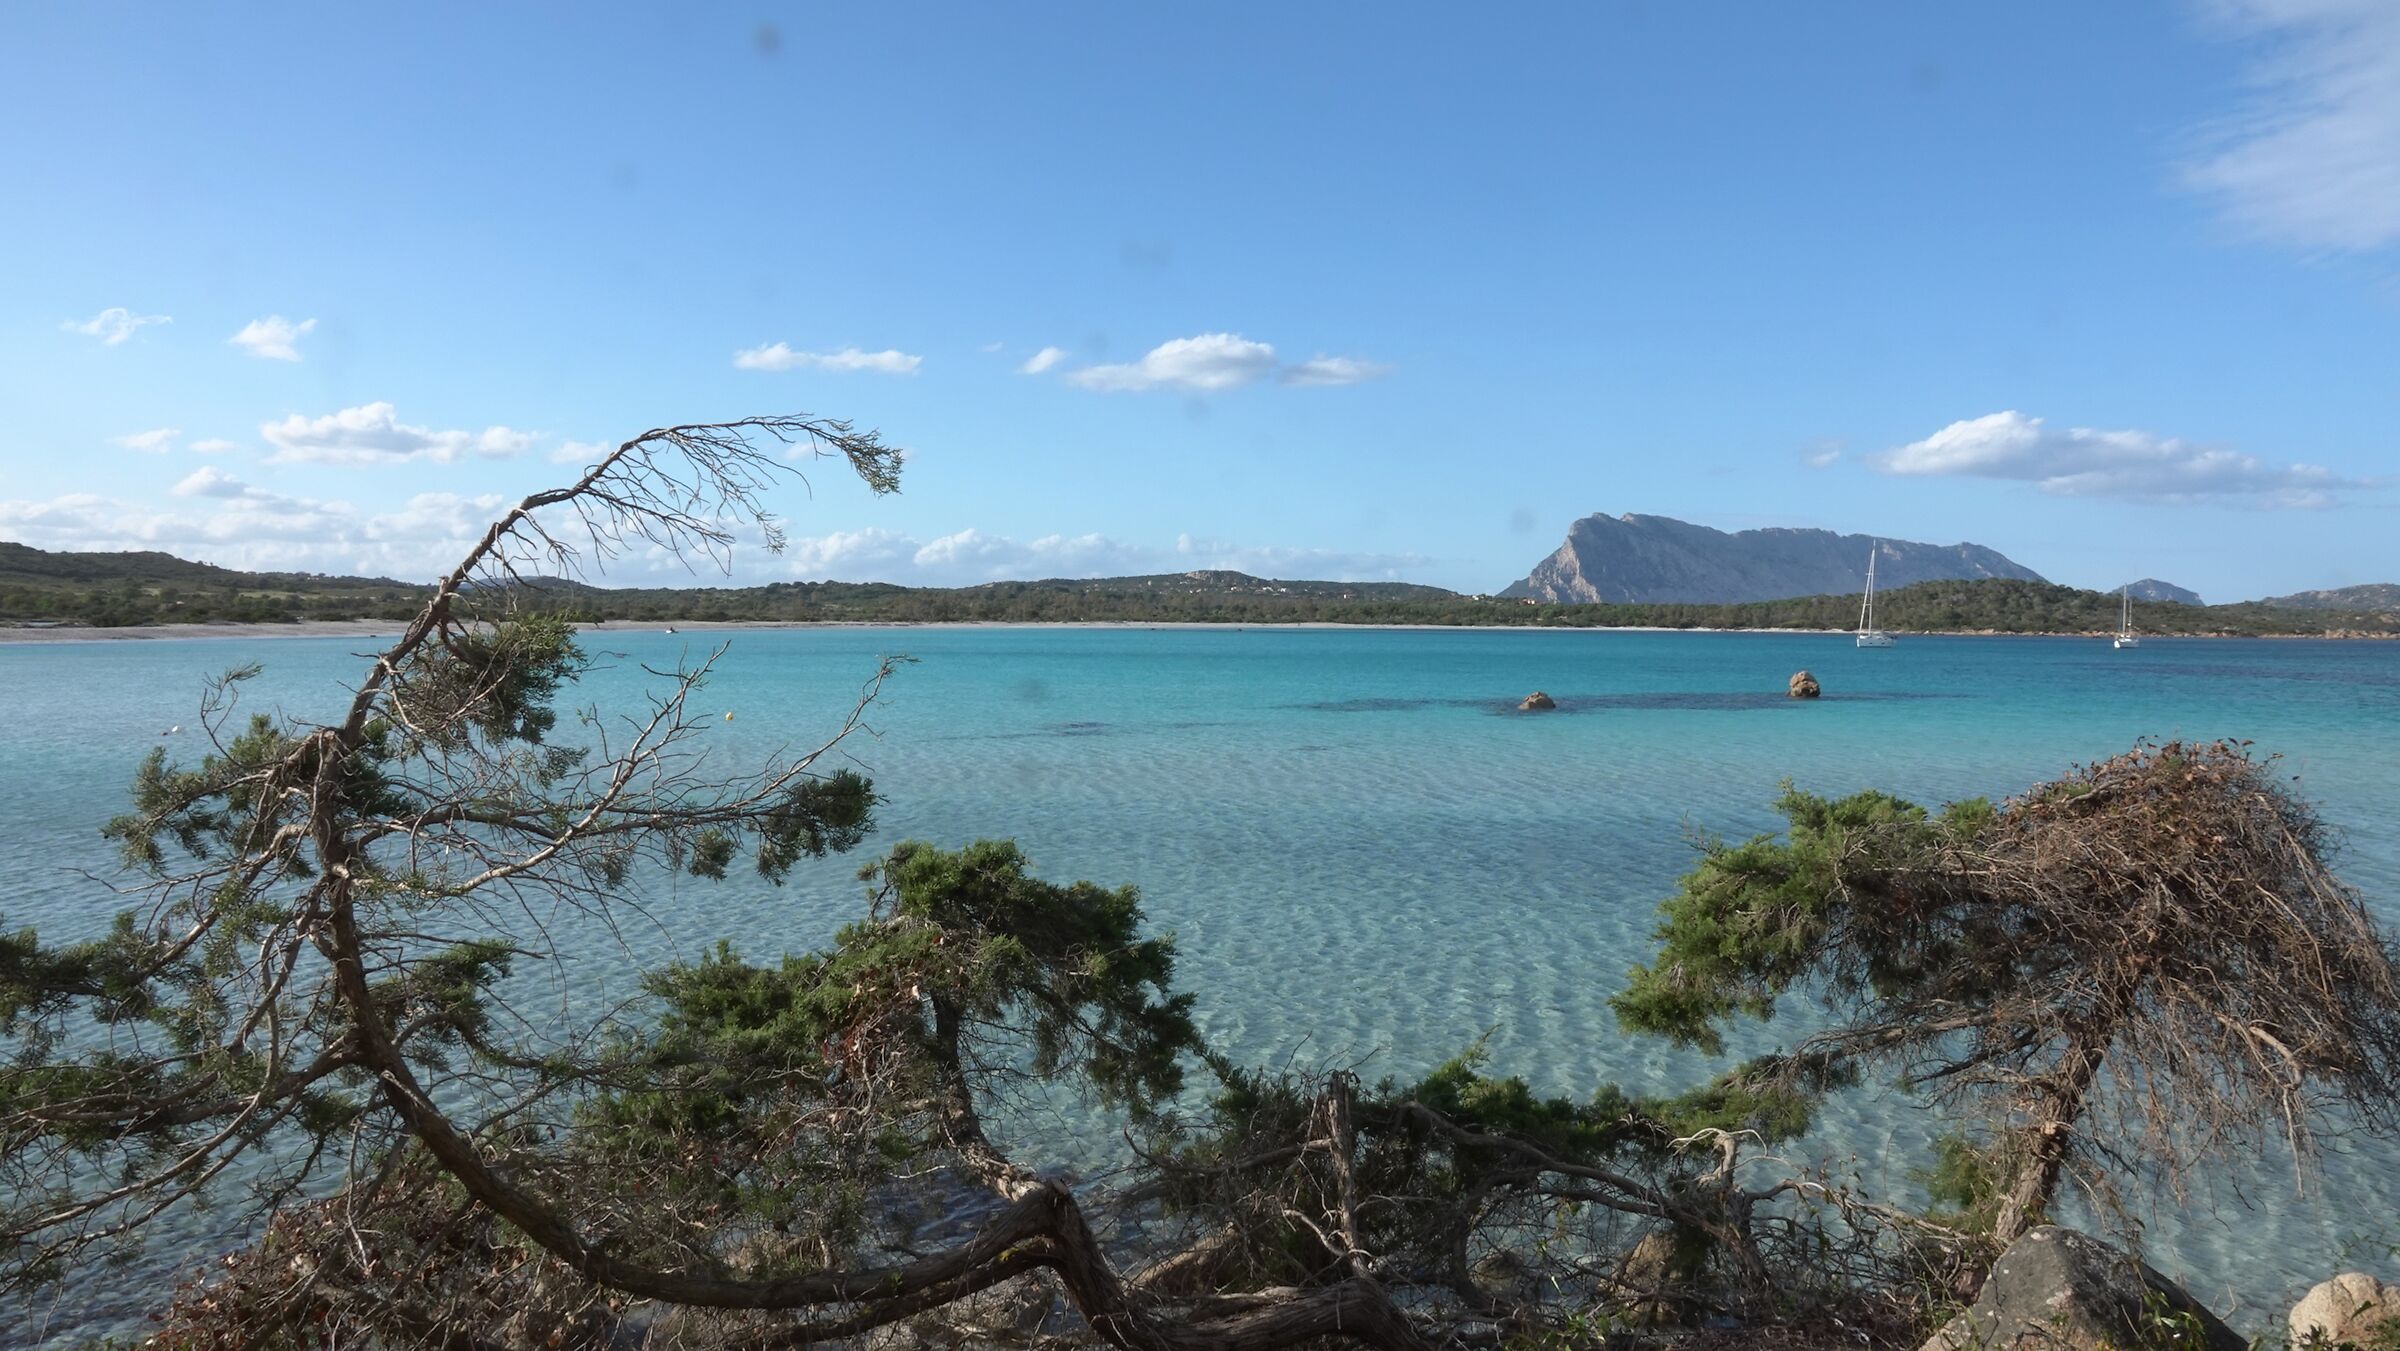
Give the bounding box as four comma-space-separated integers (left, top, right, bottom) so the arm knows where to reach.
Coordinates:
3, 626, 2396, 1340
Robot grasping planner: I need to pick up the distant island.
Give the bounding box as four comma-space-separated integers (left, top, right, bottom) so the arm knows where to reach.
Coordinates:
1501, 512, 2042, 604
2258, 582, 2400, 612
2121, 578, 2203, 605
3, 541, 2395, 638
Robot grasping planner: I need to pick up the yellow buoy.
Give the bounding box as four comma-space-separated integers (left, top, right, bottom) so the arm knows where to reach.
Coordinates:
724, 711, 734, 721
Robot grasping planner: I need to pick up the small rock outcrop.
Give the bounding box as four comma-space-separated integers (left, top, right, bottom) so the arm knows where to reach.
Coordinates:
1519, 691, 1556, 710
1920, 1227, 2243, 1351
1788, 670, 1821, 699
2290, 1272, 2400, 1348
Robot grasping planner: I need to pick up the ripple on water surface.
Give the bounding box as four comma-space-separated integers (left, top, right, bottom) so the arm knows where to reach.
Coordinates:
1, 628, 2397, 1342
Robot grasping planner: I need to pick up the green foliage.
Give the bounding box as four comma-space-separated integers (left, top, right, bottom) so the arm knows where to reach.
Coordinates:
1910, 1132, 2012, 1235
1607, 739, 2400, 1261
689, 771, 877, 883
1402, 1041, 1827, 1160
570, 840, 1203, 1261
394, 613, 588, 749
860, 837, 1199, 1115
1611, 784, 1981, 1055
4, 610, 902, 1292
369, 940, 517, 1069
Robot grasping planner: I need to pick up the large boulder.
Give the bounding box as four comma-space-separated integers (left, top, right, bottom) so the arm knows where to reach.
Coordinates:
1920, 1227, 2243, 1351
1519, 690, 1556, 710
2290, 1272, 2400, 1348
1607, 1228, 1704, 1326
1788, 670, 1821, 699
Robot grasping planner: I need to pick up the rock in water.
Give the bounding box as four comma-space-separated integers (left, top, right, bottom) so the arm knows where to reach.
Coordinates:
2290, 1272, 2400, 1348
1921, 1227, 2243, 1351
1788, 670, 1821, 699
1520, 691, 1556, 710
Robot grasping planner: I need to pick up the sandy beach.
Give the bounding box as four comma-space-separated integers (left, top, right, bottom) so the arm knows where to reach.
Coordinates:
0, 619, 414, 645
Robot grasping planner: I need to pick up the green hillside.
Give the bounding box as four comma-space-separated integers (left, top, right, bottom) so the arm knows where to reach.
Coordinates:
1, 543, 2392, 636
0, 543, 421, 626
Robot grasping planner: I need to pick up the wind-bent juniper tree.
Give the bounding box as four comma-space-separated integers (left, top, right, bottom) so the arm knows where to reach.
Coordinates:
1613, 741, 2400, 1249
0, 416, 1464, 1349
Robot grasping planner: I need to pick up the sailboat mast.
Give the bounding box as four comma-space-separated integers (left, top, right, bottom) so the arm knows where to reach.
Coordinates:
1860, 547, 1875, 631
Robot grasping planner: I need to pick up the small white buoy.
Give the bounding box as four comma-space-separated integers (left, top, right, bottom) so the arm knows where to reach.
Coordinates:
723, 711, 734, 721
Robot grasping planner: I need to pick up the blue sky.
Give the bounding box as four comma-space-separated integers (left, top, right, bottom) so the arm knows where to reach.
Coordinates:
4, 2, 2395, 600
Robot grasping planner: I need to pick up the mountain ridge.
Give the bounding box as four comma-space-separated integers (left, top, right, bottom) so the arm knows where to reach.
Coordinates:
2256, 583, 2400, 615
2121, 579, 2203, 606
1500, 513, 2044, 604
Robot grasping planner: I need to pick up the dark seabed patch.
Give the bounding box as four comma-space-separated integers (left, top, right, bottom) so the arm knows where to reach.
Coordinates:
1288, 692, 1961, 716
1290, 696, 1512, 714
2082, 660, 2400, 692
942, 720, 1117, 743
1534, 691, 1963, 714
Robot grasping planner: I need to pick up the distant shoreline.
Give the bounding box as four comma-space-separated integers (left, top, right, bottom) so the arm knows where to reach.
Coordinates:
4, 618, 2392, 646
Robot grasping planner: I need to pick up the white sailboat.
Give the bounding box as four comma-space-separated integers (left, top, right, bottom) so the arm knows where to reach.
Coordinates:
1856, 545, 1895, 648
2112, 585, 2140, 649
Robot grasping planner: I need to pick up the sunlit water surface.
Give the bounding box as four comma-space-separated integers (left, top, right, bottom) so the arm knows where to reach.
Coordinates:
3, 626, 2396, 1342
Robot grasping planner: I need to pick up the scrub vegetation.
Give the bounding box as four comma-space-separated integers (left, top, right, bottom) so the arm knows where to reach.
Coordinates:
6, 543, 2396, 637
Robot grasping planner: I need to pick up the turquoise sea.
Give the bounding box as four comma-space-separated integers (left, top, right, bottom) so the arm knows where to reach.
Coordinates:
3, 625, 2397, 1340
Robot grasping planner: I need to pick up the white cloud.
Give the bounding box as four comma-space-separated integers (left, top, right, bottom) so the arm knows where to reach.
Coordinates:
910, 528, 1038, 572
2185, 0, 2400, 252
1171, 531, 1432, 579
1066, 333, 1280, 392
1279, 355, 1391, 388
899, 527, 1154, 580
188, 438, 242, 456
1876, 410, 2364, 507
115, 428, 182, 454
361, 491, 513, 547
230, 315, 318, 361
63, 307, 171, 345
773, 524, 1429, 586
171, 466, 271, 500
262, 402, 536, 466
0, 485, 531, 580
786, 527, 921, 576
1054, 333, 1390, 392
547, 439, 613, 466
1, 486, 1437, 590
733, 343, 922, 374
1804, 445, 1844, 469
